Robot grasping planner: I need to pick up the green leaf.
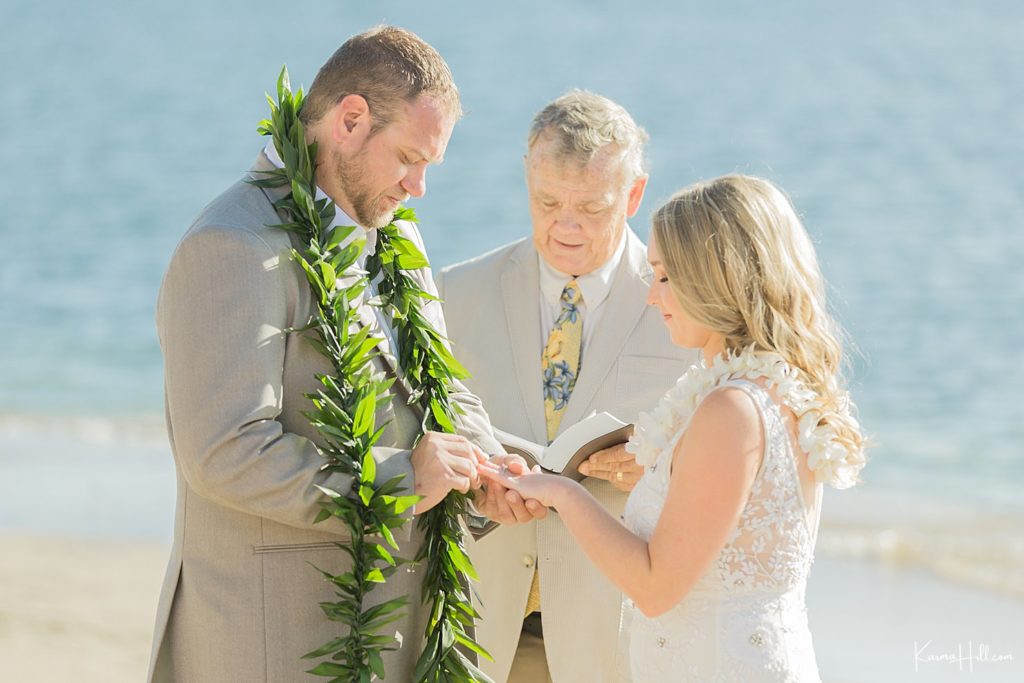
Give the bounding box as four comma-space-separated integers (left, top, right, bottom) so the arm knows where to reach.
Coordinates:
430, 336, 471, 379
313, 484, 343, 500
359, 484, 374, 506
306, 662, 351, 677
277, 66, 290, 101
325, 224, 358, 251
295, 256, 327, 302
367, 649, 386, 679
330, 240, 364, 272
371, 543, 396, 566
428, 397, 456, 433
301, 636, 348, 659
360, 450, 377, 486
383, 493, 419, 515
411, 639, 440, 683
343, 331, 382, 371
320, 261, 337, 291
396, 251, 429, 270
392, 206, 417, 222
379, 522, 398, 550
440, 620, 455, 654
446, 538, 479, 581
353, 390, 376, 436
453, 647, 494, 680
363, 609, 407, 634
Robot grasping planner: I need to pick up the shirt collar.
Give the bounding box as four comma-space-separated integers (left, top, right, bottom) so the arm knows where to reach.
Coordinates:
538, 227, 627, 310
262, 140, 377, 255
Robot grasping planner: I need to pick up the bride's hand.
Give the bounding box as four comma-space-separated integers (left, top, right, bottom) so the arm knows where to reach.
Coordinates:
478, 462, 573, 508
476, 454, 548, 523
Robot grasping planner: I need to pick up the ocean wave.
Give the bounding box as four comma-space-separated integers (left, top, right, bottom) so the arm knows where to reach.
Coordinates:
818, 489, 1024, 599
0, 413, 167, 446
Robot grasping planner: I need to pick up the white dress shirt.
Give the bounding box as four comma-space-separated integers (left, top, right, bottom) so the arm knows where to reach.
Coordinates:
537, 228, 628, 354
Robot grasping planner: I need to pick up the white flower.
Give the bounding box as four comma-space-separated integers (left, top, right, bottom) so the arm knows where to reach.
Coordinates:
628, 347, 864, 489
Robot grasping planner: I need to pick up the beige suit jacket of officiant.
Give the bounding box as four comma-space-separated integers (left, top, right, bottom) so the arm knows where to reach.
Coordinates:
148, 152, 503, 682
436, 230, 696, 683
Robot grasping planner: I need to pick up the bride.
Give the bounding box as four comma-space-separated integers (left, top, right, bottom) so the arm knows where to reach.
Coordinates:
481, 174, 866, 682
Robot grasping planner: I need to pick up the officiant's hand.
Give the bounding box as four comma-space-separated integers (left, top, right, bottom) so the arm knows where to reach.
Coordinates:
476, 454, 548, 524
411, 432, 487, 513
577, 443, 643, 492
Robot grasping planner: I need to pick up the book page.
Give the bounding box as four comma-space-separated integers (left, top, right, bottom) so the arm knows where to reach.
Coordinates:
543, 412, 630, 472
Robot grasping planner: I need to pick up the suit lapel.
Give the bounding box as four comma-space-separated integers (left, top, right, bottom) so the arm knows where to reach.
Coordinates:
501, 242, 548, 444
556, 229, 651, 433
248, 152, 411, 395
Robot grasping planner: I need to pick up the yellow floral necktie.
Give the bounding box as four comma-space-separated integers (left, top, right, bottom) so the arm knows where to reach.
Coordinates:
526, 278, 583, 615
542, 279, 584, 443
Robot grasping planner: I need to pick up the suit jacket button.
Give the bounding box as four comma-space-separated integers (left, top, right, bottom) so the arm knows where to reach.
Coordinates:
522, 555, 535, 568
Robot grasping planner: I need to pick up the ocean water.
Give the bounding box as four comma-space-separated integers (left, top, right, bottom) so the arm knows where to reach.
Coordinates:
1, 1, 1022, 581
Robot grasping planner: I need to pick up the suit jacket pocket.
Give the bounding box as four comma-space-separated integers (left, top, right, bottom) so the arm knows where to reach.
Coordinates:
253, 541, 341, 554
615, 355, 688, 421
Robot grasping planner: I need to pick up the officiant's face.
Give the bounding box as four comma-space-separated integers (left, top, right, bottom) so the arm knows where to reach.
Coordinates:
328, 94, 455, 228
527, 138, 647, 276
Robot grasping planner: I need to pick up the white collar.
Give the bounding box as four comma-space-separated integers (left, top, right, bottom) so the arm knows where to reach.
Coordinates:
262, 140, 377, 255
538, 227, 628, 309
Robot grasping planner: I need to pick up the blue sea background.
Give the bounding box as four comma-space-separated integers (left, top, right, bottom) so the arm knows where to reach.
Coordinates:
2, 0, 1023, 611
2, 1, 1023, 680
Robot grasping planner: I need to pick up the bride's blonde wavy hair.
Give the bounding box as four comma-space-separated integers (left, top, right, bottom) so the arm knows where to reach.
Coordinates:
652, 174, 864, 455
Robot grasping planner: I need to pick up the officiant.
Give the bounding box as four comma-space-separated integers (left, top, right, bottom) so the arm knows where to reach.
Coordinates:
436, 91, 696, 683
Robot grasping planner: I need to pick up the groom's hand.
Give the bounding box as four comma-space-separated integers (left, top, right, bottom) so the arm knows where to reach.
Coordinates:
411, 432, 485, 514
577, 443, 643, 492
477, 454, 548, 524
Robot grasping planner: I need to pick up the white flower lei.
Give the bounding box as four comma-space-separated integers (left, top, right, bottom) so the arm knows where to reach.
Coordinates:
625, 346, 864, 489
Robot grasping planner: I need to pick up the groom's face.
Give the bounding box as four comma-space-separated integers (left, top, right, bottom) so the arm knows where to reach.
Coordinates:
526, 138, 647, 276
326, 94, 455, 228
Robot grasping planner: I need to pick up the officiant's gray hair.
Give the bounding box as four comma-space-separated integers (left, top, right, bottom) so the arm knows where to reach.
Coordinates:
528, 90, 648, 181
300, 25, 461, 131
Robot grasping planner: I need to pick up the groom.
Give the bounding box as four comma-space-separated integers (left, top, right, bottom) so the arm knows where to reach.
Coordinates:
437, 92, 696, 682
149, 26, 537, 682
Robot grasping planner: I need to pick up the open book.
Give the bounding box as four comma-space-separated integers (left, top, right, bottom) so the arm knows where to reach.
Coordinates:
498, 412, 633, 482
465, 412, 633, 539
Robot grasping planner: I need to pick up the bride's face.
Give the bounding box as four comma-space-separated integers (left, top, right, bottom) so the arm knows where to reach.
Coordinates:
646, 235, 717, 351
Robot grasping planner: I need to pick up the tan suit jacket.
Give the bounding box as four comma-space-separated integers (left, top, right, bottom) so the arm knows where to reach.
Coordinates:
436, 230, 697, 683
149, 153, 502, 682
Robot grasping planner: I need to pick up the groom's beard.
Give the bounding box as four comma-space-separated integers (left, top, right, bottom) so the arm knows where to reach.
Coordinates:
333, 146, 396, 229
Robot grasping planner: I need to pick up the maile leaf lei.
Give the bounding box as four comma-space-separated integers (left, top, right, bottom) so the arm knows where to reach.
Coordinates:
251, 67, 491, 682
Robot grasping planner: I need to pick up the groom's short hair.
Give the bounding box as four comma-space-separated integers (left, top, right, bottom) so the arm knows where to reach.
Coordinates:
300, 25, 461, 131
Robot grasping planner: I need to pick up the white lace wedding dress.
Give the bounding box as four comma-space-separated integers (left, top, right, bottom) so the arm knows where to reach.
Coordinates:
621, 378, 825, 682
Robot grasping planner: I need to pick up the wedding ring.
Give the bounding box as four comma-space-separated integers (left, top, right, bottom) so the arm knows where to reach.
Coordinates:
616, 471, 623, 482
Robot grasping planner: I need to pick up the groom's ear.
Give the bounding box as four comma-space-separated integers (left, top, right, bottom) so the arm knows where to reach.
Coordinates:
330, 94, 372, 146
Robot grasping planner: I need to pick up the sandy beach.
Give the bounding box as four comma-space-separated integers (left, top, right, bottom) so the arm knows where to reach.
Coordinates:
1, 426, 1021, 682
2, 531, 1021, 682
0, 534, 168, 682
808, 556, 1024, 682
